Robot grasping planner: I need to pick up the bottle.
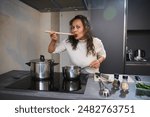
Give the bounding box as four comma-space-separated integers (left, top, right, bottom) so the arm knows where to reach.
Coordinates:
112, 73, 120, 90
121, 76, 129, 92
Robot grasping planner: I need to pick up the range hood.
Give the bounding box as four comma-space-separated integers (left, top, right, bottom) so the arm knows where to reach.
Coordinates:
19, 0, 105, 12
19, 0, 88, 12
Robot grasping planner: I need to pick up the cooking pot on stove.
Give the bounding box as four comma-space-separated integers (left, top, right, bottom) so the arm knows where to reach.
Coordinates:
26, 55, 58, 80
62, 66, 81, 80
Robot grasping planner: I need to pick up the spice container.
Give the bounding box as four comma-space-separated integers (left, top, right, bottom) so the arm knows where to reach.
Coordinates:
121, 76, 129, 92
112, 73, 120, 90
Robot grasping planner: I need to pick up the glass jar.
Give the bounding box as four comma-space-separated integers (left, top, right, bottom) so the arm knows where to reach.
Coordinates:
112, 73, 120, 90
121, 76, 129, 92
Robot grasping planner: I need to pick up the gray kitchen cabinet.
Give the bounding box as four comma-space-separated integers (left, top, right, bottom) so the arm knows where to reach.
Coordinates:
91, 0, 125, 74
125, 63, 150, 75
127, 0, 150, 30
125, 0, 150, 75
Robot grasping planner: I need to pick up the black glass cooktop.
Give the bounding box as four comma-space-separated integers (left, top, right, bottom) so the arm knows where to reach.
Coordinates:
6, 73, 89, 94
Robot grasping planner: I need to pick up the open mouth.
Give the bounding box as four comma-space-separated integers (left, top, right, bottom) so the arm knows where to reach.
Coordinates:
74, 34, 78, 38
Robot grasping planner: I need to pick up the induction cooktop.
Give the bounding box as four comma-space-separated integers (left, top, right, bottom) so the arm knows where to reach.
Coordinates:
6, 72, 89, 94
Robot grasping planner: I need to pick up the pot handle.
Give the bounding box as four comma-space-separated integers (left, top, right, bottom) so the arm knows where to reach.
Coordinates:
62, 67, 67, 79
25, 62, 31, 66
40, 55, 45, 61
48, 59, 59, 66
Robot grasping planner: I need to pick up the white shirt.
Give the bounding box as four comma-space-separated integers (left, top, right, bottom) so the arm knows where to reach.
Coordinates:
53, 37, 106, 73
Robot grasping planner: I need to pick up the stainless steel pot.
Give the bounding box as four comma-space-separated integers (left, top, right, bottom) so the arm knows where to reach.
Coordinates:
62, 65, 81, 80
26, 55, 58, 80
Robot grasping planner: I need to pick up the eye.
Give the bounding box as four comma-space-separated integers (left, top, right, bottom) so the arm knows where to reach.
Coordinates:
76, 25, 80, 29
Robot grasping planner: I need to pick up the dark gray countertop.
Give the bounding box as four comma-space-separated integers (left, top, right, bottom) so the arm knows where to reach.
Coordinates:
0, 70, 150, 100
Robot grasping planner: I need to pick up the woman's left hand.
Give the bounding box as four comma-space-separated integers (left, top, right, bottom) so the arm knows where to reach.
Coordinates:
89, 60, 100, 69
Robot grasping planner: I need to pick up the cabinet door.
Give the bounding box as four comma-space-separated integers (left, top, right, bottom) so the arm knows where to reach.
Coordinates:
91, 0, 124, 74
126, 0, 150, 75
125, 65, 150, 75
128, 0, 150, 30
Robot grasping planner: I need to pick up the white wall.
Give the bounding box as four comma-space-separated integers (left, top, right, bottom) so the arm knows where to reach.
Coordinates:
50, 12, 60, 72
0, 0, 90, 74
39, 12, 52, 59
0, 0, 52, 74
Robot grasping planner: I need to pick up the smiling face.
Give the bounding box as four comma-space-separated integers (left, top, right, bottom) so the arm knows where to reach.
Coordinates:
70, 19, 85, 40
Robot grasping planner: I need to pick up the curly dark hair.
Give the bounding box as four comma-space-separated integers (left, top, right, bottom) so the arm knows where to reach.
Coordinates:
67, 15, 96, 56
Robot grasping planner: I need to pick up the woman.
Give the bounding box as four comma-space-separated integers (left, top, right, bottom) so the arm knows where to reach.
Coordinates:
48, 15, 106, 73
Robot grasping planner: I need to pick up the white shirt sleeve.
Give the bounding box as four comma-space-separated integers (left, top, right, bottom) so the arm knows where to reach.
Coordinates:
53, 40, 66, 54
94, 37, 106, 59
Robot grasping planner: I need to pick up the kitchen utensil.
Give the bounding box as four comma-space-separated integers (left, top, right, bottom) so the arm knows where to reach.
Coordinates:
81, 66, 90, 70
99, 79, 111, 97
134, 49, 146, 61
62, 65, 81, 80
126, 49, 133, 61
134, 49, 145, 58
45, 30, 73, 35
94, 73, 112, 83
26, 55, 59, 80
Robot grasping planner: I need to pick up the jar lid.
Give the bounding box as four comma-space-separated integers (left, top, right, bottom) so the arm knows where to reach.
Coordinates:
123, 75, 128, 79
114, 73, 119, 79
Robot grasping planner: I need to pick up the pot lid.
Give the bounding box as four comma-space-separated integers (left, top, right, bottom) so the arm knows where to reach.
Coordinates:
30, 59, 50, 63
30, 55, 52, 63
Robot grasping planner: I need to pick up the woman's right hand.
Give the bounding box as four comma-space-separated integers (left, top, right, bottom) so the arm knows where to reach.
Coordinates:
48, 31, 58, 53
49, 31, 58, 42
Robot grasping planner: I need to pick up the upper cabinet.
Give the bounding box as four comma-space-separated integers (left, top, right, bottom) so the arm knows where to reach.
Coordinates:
127, 0, 150, 30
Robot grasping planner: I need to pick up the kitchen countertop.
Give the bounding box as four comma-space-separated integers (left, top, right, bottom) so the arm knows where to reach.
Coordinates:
0, 70, 150, 100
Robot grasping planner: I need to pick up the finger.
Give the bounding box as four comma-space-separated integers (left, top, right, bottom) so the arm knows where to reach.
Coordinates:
91, 62, 98, 67
50, 33, 58, 39
90, 64, 96, 68
91, 63, 100, 69
50, 32, 56, 36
